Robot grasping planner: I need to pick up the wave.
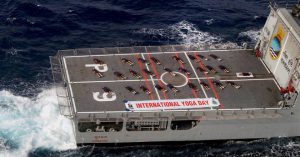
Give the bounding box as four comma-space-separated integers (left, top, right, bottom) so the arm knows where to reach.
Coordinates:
204, 18, 214, 25
238, 29, 261, 43
134, 20, 240, 49
0, 88, 76, 157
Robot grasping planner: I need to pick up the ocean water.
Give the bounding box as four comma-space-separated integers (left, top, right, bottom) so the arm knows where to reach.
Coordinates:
1, 0, 300, 156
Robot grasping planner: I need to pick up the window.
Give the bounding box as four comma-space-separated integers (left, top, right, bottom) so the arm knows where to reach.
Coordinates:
78, 118, 123, 132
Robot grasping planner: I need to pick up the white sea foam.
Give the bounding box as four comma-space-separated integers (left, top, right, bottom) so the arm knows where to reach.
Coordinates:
204, 18, 214, 25
135, 20, 240, 49
254, 15, 260, 19
0, 88, 76, 157
238, 29, 261, 43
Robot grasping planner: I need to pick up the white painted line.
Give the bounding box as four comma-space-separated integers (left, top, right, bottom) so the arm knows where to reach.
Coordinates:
71, 77, 275, 84
259, 58, 271, 74
63, 57, 77, 113
220, 78, 274, 82
65, 53, 140, 58
63, 49, 253, 58
70, 77, 212, 84
190, 77, 215, 80
141, 53, 161, 100
65, 54, 115, 58
272, 78, 281, 90
71, 79, 150, 84
184, 52, 208, 98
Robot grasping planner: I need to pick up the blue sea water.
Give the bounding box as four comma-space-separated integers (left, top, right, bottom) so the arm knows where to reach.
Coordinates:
1, 0, 300, 156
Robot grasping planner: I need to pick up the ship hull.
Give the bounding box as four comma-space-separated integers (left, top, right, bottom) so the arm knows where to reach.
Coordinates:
73, 105, 300, 144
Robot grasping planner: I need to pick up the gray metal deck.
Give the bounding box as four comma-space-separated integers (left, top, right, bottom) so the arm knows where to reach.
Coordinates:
62, 49, 282, 112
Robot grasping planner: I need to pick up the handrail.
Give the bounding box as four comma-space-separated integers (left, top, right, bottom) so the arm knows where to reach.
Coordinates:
53, 45, 249, 57
50, 56, 74, 118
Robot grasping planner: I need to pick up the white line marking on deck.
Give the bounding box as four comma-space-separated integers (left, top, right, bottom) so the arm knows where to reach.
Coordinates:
72, 79, 151, 84
189, 77, 215, 80
141, 53, 161, 100
219, 78, 274, 82
70, 77, 213, 84
272, 78, 281, 90
184, 52, 208, 98
70, 77, 275, 84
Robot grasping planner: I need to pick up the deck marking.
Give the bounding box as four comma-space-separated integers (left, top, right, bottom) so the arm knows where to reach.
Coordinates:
92, 92, 117, 101
85, 64, 108, 72
70, 77, 274, 84
272, 78, 281, 90
70, 77, 275, 84
189, 77, 214, 80
160, 72, 188, 88
135, 54, 155, 100
147, 53, 168, 99
175, 53, 198, 98
184, 52, 208, 98
193, 52, 223, 109
62, 57, 77, 113
220, 78, 274, 82
72, 79, 152, 83
70, 77, 213, 84
141, 53, 161, 100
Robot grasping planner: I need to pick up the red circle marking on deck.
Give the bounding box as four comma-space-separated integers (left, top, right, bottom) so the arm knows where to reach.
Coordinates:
193, 52, 223, 109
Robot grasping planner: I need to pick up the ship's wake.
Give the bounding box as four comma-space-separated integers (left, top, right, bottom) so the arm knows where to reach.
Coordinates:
135, 20, 244, 49
0, 88, 76, 157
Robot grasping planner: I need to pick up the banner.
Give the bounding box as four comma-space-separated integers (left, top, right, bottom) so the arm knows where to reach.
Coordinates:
124, 98, 220, 111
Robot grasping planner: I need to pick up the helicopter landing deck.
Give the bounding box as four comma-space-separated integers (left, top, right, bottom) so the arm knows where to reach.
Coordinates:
61, 49, 282, 113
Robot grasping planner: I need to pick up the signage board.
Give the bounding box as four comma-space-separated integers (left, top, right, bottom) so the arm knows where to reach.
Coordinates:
124, 98, 220, 111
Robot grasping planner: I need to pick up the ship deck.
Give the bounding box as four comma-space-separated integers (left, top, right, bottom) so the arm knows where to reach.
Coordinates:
61, 49, 282, 113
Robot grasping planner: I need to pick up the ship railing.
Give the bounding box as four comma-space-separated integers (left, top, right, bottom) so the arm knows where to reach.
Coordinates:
56, 45, 248, 57
50, 55, 74, 118
270, 0, 300, 10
